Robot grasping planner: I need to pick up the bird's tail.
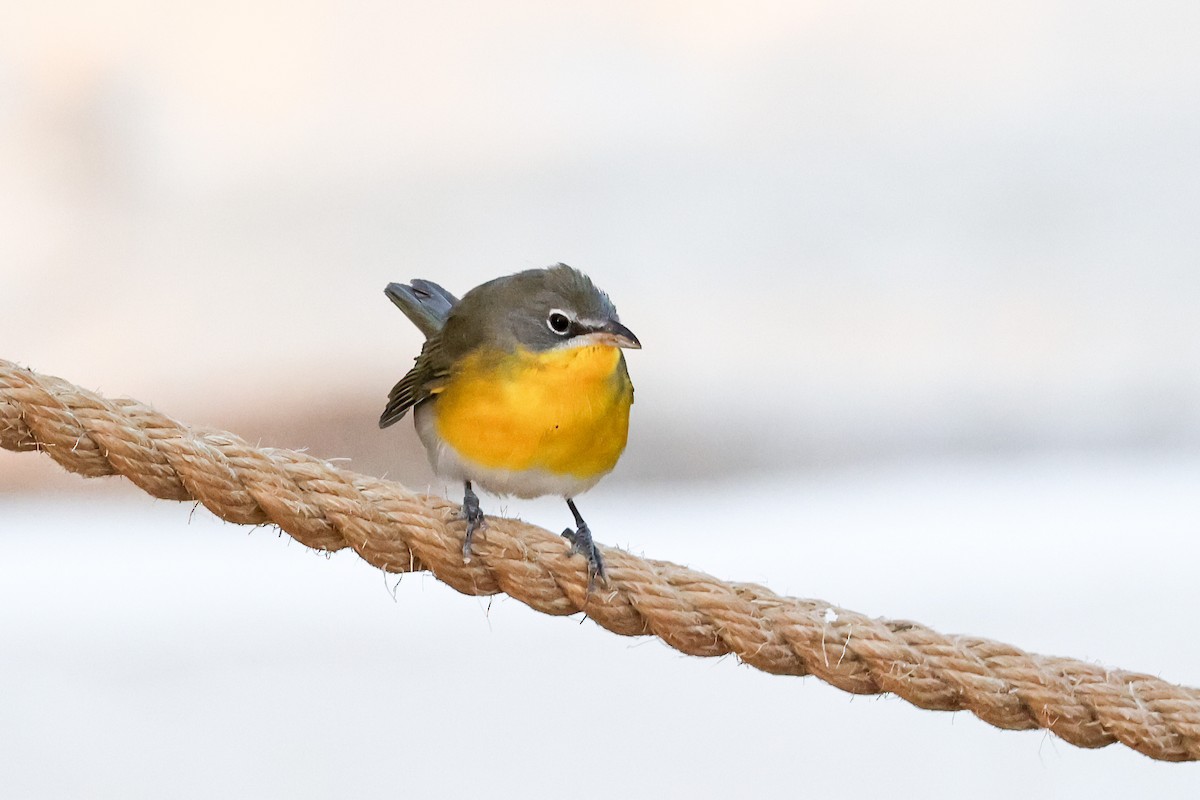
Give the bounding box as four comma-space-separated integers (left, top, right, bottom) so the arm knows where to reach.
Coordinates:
383, 279, 459, 338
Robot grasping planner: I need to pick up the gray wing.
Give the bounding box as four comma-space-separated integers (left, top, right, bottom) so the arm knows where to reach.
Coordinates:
380, 279, 460, 427
379, 336, 451, 428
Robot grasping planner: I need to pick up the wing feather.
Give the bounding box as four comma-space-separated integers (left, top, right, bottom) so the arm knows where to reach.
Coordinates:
379, 337, 451, 428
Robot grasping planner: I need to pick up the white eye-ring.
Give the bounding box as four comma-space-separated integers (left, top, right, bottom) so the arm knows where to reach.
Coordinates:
547, 309, 572, 335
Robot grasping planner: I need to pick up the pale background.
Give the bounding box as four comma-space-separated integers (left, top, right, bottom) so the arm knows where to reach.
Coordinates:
2, 1, 1199, 796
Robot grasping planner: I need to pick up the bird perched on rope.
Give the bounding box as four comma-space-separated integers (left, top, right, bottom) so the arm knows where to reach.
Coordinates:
379, 264, 640, 585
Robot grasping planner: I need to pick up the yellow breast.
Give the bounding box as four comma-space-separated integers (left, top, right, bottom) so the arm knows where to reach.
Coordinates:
431, 343, 633, 479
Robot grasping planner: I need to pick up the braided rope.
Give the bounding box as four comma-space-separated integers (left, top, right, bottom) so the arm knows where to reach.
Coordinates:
2, 358, 1197, 761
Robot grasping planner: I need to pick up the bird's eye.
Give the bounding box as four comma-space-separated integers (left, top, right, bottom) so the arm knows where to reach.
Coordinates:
547, 311, 571, 335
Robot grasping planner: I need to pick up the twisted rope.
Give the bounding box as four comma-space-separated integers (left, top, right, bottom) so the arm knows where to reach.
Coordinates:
2, 358, 1197, 762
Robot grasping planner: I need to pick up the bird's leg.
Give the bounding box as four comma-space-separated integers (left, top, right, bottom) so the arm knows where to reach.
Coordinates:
461, 480, 486, 561
561, 498, 607, 589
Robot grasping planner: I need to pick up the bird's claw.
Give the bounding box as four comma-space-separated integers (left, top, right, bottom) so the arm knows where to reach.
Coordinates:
562, 523, 607, 591
461, 489, 486, 562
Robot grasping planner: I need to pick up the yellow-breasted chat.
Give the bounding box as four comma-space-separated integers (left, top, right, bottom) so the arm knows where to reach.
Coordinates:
379, 264, 640, 583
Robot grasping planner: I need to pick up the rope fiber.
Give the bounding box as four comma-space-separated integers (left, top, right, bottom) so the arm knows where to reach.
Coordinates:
2, 358, 1198, 762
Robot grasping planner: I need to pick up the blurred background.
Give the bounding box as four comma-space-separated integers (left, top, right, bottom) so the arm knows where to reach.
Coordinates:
2, 1, 1198, 796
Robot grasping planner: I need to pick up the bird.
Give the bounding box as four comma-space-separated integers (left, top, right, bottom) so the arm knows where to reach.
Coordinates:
379, 264, 640, 585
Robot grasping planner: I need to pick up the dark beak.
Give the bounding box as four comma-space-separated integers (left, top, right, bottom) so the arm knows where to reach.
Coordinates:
597, 318, 641, 349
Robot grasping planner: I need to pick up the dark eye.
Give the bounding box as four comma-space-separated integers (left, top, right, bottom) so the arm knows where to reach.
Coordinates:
547, 311, 571, 335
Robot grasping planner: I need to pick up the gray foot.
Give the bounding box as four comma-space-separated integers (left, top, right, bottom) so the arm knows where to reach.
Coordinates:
461, 481, 485, 561
562, 520, 607, 591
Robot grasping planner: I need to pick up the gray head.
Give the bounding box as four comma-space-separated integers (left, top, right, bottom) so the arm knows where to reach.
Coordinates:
445, 264, 640, 354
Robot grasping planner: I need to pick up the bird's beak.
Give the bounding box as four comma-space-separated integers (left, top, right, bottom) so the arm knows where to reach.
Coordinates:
594, 318, 641, 349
